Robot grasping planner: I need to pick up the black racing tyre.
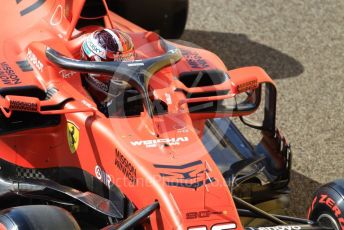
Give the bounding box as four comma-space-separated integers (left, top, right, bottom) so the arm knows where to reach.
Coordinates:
308, 179, 344, 230
107, 0, 189, 39
0, 205, 80, 230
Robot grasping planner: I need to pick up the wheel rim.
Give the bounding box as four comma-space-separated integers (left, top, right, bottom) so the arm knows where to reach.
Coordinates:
317, 213, 340, 230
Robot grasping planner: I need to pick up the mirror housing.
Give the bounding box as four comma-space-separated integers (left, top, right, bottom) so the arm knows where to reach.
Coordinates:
186, 67, 277, 132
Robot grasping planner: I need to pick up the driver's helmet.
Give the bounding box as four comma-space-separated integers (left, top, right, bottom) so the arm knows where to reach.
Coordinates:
81, 29, 135, 104
81, 29, 135, 62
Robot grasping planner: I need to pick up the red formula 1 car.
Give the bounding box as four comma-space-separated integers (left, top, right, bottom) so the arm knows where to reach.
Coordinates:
0, 0, 343, 230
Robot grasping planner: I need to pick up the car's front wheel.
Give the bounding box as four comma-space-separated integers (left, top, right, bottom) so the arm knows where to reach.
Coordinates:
308, 179, 344, 230
0, 205, 80, 230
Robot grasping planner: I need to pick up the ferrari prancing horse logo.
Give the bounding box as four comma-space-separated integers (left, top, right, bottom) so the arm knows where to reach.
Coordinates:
67, 121, 80, 154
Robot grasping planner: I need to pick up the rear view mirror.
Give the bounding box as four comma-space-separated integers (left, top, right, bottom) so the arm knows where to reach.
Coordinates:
0, 95, 40, 118
0, 93, 96, 118
175, 69, 261, 118
177, 67, 277, 132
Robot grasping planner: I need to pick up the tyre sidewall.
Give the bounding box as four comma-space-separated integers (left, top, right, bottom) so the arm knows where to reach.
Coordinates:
308, 186, 344, 230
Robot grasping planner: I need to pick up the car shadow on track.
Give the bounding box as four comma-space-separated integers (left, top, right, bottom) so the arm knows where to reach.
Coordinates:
288, 170, 322, 218
179, 30, 304, 79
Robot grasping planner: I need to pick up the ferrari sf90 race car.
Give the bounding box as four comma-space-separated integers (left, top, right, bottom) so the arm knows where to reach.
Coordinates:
0, 0, 343, 229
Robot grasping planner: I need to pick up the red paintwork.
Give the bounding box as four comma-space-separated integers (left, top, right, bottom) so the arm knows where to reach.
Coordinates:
0, 1, 276, 229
